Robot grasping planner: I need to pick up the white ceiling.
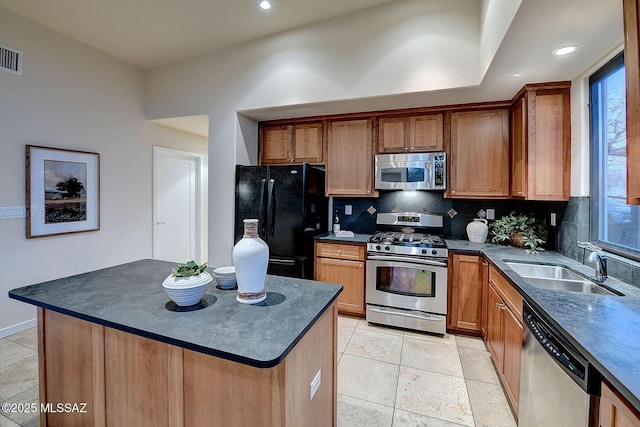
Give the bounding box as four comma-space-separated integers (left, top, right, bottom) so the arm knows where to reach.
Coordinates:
0, 0, 625, 136
0, 0, 395, 70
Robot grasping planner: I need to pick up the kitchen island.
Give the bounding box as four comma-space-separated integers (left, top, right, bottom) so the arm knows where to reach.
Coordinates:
8, 259, 342, 427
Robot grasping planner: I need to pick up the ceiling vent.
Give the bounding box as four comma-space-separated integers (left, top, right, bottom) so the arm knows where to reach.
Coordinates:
0, 43, 23, 75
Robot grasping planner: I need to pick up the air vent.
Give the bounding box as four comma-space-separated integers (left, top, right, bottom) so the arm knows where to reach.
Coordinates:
0, 43, 23, 75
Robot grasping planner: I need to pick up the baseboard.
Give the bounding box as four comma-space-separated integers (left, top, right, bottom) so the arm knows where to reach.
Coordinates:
0, 318, 37, 338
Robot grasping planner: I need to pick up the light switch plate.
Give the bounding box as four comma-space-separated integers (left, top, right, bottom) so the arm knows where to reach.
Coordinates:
551, 213, 557, 226
0, 206, 26, 219
345, 205, 352, 215
486, 209, 495, 220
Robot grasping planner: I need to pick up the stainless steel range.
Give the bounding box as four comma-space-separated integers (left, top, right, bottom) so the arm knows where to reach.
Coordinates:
366, 212, 448, 335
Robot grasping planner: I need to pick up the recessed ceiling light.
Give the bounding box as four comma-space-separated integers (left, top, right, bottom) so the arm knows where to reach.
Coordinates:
554, 46, 577, 56
259, 0, 271, 9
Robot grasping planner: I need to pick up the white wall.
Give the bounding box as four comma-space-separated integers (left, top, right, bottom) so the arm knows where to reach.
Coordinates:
147, 0, 487, 267
0, 8, 207, 335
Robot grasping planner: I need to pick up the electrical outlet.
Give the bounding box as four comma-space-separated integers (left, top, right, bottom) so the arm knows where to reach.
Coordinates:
486, 209, 495, 220
551, 213, 557, 226
345, 205, 352, 215
310, 369, 321, 400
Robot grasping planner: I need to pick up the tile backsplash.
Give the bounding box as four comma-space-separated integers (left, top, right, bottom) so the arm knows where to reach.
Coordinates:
333, 192, 640, 288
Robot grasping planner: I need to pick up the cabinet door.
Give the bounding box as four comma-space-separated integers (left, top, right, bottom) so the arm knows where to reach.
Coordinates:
261, 125, 291, 164
502, 306, 523, 414
528, 90, 570, 200
411, 114, 444, 152
315, 257, 365, 316
378, 117, 409, 153
624, 0, 640, 204
486, 284, 505, 370
449, 254, 485, 333
510, 97, 526, 198
449, 109, 509, 198
292, 123, 323, 163
601, 381, 640, 427
327, 119, 373, 196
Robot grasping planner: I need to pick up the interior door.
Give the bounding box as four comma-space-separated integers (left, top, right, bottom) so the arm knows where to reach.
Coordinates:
153, 146, 205, 263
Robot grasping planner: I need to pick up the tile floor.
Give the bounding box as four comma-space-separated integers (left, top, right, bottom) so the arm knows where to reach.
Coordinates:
0, 318, 516, 427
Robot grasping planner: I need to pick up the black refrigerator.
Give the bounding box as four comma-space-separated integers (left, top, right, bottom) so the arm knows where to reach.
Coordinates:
234, 163, 328, 279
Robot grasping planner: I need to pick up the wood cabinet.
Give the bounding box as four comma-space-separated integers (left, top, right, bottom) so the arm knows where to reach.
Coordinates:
315, 241, 366, 316
486, 265, 523, 415
600, 381, 640, 427
623, 0, 640, 204
448, 254, 488, 334
326, 119, 373, 196
510, 82, 571, 200
260, 122, 323, 165
449, 109, 510, 198
37, 305, 338, 427
378, 114, 444, 153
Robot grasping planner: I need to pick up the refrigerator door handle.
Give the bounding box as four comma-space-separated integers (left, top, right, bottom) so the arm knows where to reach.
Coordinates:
267, 179, 275, 238
258, 179, 267, 237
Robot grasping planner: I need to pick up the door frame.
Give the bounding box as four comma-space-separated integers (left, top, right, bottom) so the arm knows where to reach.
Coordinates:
152, 146, 206, 263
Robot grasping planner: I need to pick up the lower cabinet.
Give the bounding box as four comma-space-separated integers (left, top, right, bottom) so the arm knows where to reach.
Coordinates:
314, 241, 366, 316
486, 265, 523, 416
448, 254, 488, 334
600, 381, 640, 427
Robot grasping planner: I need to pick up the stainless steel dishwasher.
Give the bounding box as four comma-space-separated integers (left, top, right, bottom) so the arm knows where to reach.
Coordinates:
519, 302, 599, 427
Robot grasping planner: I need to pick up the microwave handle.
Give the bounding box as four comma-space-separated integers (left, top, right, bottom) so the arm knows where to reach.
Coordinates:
425, 161, 433, 187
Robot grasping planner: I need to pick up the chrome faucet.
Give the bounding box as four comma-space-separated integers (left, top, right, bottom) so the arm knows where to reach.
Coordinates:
577, 241, 608, 283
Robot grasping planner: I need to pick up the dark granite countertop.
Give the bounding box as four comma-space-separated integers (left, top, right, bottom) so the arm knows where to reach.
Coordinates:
8, 259, 342, 368
449, 242, 640, 412
314, 232, 371, 244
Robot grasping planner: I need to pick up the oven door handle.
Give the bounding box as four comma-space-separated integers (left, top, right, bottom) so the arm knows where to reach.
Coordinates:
366, 255, 447, 267
368, 306, 444, 322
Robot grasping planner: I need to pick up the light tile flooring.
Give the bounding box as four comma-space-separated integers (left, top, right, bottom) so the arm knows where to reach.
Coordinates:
0, 318, 516, 427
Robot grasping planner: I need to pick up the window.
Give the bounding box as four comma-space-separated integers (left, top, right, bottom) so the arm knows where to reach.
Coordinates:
589, 52, 640, 259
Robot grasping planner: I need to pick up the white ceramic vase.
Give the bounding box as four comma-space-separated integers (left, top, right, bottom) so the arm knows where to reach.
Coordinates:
233, 219, 269, 304
466, 218, 489, 243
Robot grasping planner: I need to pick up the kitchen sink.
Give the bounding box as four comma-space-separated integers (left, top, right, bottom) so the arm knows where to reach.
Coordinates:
505, 262, 622, 296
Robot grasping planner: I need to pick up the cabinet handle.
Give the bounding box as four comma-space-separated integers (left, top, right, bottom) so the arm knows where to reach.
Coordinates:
496, 303, 507, 310
482, 263, 488, 266
517, 191, 523, 195
404, 147, 409, 151
451, 190, 456, 194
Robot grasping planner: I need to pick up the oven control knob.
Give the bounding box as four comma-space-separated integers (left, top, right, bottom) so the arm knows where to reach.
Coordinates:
375, 245, 381, 250
384, 246, 390, 251
431, 249, 438, 255
421, 249, 428, 254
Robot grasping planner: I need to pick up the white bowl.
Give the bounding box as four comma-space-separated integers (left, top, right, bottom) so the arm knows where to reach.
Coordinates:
162, 272, 212, 306
213, 266, 235, 277
214, 276, 237, 289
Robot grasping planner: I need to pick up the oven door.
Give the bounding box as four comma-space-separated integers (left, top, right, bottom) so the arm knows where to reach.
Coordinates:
366, 255, 447, 315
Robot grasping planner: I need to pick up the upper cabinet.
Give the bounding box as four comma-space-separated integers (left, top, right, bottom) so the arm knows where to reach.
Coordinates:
378, 113, 444, 153
623, 0, 640, 204
448, 108, 510, 198
327, 119, 374, 196
510, 82, 571, 201
260, 122, 323, 165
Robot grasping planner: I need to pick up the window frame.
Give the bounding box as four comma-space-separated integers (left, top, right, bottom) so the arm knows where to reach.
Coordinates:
589, 51, 640, 261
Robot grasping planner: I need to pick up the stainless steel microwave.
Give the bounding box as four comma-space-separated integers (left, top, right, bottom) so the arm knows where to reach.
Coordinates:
374, 152, 446, 190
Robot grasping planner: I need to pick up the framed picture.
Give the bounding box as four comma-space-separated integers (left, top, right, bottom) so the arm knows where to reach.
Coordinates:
26, 145, 100, 238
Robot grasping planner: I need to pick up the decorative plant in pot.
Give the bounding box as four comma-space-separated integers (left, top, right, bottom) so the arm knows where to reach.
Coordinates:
489, 212, 548, 254
162, 261, 212, 306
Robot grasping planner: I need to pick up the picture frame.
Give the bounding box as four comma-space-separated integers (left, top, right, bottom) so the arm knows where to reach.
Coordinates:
26, 145, 100, 238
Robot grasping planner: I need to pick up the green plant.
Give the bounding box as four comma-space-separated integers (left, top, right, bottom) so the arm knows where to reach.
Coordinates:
171, 260, 208, 277
489, 212, 548, 254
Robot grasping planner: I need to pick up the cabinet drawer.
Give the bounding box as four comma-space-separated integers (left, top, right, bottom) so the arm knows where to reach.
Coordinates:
315, 242, 365, 261
489, 265, 523, 320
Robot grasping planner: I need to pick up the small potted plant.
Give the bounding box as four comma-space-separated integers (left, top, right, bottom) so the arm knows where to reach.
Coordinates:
162, 260, 212, 306
489, 212, 548, 254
